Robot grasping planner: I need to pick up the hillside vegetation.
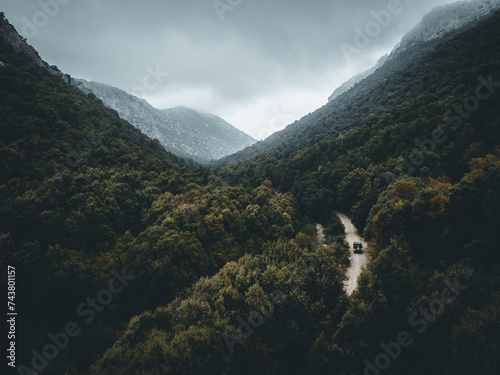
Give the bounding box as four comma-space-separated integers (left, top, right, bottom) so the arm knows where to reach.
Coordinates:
0, 21, 304, 374
1, 8, 499, 375
92, 10, 500, 375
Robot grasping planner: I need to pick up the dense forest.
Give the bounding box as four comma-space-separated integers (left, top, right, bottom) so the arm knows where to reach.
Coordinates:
0, 19, 317, 373
1, 8, 499, 375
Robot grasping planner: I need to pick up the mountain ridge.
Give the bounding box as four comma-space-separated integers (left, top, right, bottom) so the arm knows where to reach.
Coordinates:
0, 12, 69, 81
1, 4, 500, 375
217, 0, 500, 167
328, 0, 500, 104
73, 78, 256, 164
392, 0, 500, 55
328, 53, 388, 103
0, 13, 255, 164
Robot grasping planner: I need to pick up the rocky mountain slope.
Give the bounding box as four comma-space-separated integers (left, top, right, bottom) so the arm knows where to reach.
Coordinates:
0, 12, 68, 80
219, 0, 500, 166
73, 79, 256, 163
328, 0, 500, 104
0, 12, 255, 164
392, 0, 500, 55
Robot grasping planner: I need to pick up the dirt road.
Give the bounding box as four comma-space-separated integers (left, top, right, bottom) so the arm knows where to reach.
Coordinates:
334, 212, 369, 295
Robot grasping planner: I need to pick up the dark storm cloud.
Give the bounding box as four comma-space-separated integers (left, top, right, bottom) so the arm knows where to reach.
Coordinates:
2, 0, 456, 138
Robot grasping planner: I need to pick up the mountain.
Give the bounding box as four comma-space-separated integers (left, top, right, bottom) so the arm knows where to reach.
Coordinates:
72, 79, 256, 163
2, 3, 500, 375
327, 0, 500, 104
0, 12, 300, 375
0, 12, 255, 164
330, 0, 500, 100
91, 7, 500, 375
213, 8, 500, 373
0, 12, 66, 79
391, 0, 500, 55
163, 105, 256, 159
217, 0, 500, 167
327, 53, 388, 103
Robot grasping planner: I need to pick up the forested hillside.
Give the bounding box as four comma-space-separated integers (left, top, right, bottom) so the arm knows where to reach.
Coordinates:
216, 4, 497, 168
0, 15, 307, 374
218, 10, 500, 232
91, 8, 500, 375
214, 10, 500, 375
1, 6, 499, 375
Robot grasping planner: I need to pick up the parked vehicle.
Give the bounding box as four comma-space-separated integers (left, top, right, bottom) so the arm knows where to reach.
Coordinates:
353, 241, 363, 254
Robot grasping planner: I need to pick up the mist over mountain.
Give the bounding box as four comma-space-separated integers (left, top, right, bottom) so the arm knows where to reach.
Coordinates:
1, 1, 500, 375
218, 0, 500, 166
73, 79, 256, 164
328, 54, 389, 103
328, 0, 500, 104
392, 0, 500, 54
0, 14, 255, 164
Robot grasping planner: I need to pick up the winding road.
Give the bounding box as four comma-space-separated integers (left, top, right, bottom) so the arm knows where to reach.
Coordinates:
317, 212, 369, 295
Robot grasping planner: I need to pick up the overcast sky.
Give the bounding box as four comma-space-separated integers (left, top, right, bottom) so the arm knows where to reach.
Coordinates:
3, 0, 457, 139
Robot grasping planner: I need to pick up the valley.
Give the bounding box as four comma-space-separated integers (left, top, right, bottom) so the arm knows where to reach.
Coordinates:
1, 1, 499, 375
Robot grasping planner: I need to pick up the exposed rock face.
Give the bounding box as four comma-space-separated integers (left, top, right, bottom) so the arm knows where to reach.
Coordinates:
0, 12, 255, 163
393, 0, 500, 55
0, 12, 69, 82
73, 79, 256, 163
328, 0, 500, 103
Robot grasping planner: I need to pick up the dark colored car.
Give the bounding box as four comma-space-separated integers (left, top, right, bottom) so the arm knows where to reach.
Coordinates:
353, 241, 363, 254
